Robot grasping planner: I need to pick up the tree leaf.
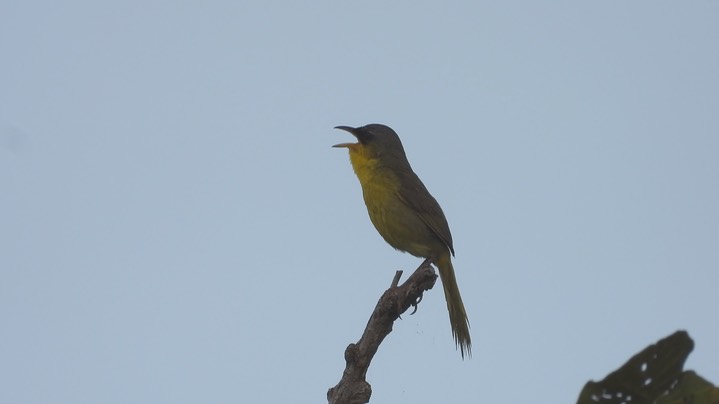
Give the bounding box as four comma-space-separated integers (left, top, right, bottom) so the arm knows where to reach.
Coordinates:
577, 330, 696, 403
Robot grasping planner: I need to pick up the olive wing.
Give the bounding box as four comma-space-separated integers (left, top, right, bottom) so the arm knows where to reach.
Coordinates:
395, 169, 455, 256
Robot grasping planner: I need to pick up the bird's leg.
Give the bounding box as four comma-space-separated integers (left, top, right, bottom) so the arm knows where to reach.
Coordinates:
409, 257, 435, 315
416, 257, 434, 270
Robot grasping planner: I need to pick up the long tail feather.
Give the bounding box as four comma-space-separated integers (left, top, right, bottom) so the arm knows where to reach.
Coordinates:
436, 253, 472, 358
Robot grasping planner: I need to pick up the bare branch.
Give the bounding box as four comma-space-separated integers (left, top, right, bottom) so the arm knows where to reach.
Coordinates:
327, 262, 438, 404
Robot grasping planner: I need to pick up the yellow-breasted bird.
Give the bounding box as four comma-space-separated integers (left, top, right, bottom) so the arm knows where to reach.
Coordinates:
333, 123, 471, 358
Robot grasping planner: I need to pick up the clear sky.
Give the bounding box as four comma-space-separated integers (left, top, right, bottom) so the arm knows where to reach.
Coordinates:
2, 1, 718, 403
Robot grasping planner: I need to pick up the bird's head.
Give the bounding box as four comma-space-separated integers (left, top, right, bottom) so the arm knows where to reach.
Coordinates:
333, 124, 409, 167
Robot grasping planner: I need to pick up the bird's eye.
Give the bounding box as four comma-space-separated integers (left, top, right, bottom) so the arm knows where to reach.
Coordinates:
357, 132, 374, 144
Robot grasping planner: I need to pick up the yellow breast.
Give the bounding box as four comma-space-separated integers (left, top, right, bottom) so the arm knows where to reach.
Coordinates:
347, 146, 433, 256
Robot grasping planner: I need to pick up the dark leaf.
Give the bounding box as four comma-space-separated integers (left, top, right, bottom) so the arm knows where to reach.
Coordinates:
577, 331, 694, 404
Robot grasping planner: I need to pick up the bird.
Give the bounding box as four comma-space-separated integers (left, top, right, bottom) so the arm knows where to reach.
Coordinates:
333, 123, 471, 358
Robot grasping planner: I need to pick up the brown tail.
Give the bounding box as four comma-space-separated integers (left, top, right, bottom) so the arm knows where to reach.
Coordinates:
436, 252, 471, 358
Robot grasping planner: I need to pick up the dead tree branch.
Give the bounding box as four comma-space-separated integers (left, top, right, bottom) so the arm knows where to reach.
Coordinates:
327, 262, 438, 404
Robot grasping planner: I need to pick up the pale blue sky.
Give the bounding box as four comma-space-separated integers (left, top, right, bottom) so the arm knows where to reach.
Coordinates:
2, 1, 718, 403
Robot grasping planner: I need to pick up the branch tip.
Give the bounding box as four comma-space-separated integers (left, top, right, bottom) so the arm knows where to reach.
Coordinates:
390, 270, 403, 288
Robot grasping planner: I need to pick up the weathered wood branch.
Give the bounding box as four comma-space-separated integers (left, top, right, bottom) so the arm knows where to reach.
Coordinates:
327, 262, 438, 404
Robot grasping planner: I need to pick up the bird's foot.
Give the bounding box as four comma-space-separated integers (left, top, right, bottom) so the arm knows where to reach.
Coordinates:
410, 293, 423, 315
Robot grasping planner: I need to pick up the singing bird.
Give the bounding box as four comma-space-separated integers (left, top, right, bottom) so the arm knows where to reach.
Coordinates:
333, 123, 471, 358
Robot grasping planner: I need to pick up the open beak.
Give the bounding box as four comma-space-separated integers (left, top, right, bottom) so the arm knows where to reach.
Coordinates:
333, 125, 358, 148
